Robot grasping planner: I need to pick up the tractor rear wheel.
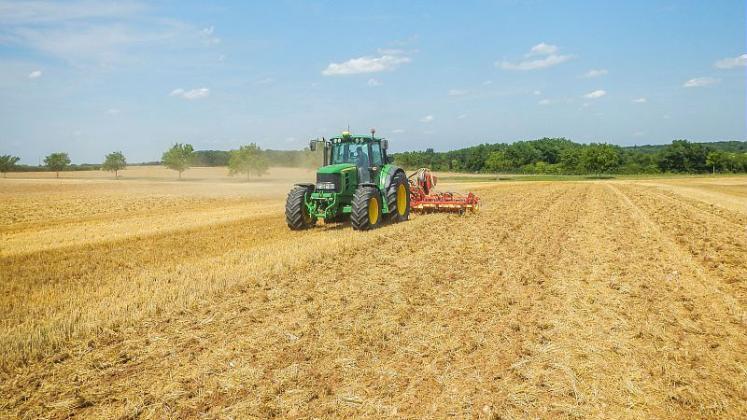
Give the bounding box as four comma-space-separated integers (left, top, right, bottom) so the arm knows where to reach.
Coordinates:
286, 186, 316, 230
386, 172, 410, 223
351, 186, 382, 230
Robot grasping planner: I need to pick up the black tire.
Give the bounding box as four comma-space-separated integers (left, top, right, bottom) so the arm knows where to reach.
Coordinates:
386, 172, 410, 223
350, 186, 382, 231
285, 186, 316, 230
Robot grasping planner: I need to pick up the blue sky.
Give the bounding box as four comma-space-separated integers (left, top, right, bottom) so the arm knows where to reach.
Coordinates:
0, 0, 745, 164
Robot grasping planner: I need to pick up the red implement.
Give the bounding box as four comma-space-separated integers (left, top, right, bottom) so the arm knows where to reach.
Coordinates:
408, 168, 480, 214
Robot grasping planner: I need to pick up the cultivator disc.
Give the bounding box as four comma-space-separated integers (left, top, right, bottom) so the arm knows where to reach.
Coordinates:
408, 168, 480, 214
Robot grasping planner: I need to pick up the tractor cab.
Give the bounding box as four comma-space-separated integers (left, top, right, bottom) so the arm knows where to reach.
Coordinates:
322, 131, 389, 183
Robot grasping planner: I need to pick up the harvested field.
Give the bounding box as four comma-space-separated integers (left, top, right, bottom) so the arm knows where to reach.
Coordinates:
1, 170, 745, 418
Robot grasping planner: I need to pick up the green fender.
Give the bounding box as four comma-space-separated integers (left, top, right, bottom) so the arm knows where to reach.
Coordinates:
377, 164, 406, 213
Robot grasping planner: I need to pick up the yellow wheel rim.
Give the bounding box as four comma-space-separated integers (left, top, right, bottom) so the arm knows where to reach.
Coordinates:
396, 184, 407, 216
368, 197, 379, 225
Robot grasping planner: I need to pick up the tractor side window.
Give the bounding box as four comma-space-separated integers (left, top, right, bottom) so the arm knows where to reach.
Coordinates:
370, 143, 383, 166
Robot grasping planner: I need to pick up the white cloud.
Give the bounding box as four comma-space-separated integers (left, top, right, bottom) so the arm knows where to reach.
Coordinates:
201, 26, 214, 35
584, 89, 607, 99
632, 97, 647, 103
527, 42, 558, 56
367, 78, 381, 86
714, 54, 747, 69
482, 80, 493, 86
538, 99, 551, 105
448, 88, 468, 96
533, 90, 542, 95
254, 77, 274, 85
170, 87, 210, 100
322, 52, 411, 75
583, 69, 608, 78
420, 115, 434, 123
683, 77, 719, 88
27, 69, 42, 79
392, 128, 405, 134
457, 113, 468, 119
498, 43, 573, 71
498, 54, 573, 71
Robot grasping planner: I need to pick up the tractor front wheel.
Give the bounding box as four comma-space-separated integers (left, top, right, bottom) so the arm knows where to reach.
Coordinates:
351, 186, 382, 231
286, 186, 316, 230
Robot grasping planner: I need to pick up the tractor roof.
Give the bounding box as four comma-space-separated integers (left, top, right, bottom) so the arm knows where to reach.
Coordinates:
329, 133, 383, 143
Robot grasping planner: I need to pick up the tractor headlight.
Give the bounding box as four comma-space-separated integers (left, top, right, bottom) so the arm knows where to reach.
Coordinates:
316, 182, 336, 190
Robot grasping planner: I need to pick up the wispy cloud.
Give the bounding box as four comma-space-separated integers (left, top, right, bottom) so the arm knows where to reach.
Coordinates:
538, 99, 551, 105
632, 97, 647, 103
533, 90, 542, 95
1, 3, 218, 67
714, 54, 746, 69
420, 115, 434, 123
497, 43, 573, 71
448, 89, 468, 96
169, 87, 210, 100
582, 69, 608, 78
199, 25, 220, 45
584, 89, 606, 99
457, 113, 467, 119
367, 78, 381, 86
27, 69, 42, 79
322, 50, 411, 75
0, 0, 144, 24
683, 77, 719, 88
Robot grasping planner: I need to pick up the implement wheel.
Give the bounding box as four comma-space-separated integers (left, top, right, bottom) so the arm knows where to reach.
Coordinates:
351, 186, 382, 231
285, 186, 316, 230
386, 172, 410, 223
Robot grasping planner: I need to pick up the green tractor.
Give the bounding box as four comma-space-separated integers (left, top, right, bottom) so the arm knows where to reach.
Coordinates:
286, 130, 410, 231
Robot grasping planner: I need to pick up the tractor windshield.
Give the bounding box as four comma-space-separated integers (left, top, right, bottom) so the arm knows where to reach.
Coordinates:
330, 143, 369, 167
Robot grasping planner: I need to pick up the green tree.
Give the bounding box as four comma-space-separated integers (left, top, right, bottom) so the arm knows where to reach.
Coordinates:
162, 143, 194, 179
0, 155, 20, 177
706, 151, 722, 174
580, 143, 622, 174
485, 151, 512, 173
228, 143, 269, 180
102, 151, 127, 178
658, 140, 709, 173
44, 152, 71, 178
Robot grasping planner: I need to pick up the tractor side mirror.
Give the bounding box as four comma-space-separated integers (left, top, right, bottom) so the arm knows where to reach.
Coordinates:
309, 140, 316, 151
381, 139, 388, 150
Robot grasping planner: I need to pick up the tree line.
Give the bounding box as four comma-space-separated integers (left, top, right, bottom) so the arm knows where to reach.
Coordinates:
0, 143, 294, 180
392, 139, 747, 174
2, 138, 745, 179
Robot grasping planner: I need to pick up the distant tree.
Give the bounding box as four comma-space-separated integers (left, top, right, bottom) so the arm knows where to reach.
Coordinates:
485, 151, 512, 173
0, 155, 20, 177
658, 140, 709, 173
162, 143, 194, 179
102, 151, 126, 178
581, 143, 622, 174
44, 152, 71, 178
228, 143, 269, 180
559, 147, 582, 174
